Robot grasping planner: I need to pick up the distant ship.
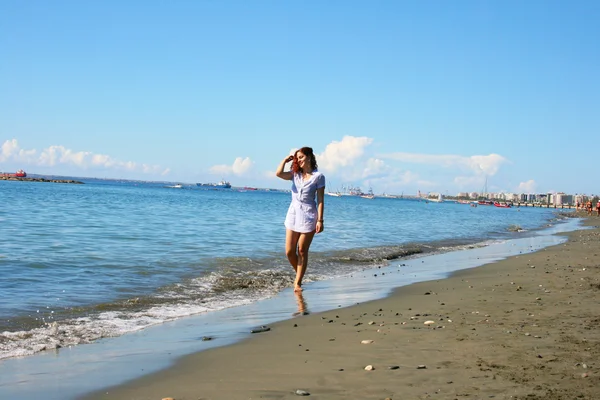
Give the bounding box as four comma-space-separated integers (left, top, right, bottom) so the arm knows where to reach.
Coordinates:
1, 169, 27, 178
196, 179, 231, 189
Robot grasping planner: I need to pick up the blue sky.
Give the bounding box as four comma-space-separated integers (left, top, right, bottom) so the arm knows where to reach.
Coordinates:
1, 0, 598, 195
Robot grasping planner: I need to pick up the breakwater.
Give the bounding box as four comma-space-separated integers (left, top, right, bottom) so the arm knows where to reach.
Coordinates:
0, 176, 84, 184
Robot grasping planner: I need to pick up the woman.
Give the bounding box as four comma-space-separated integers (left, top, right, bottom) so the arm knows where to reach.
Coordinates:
276, 147, 325, 292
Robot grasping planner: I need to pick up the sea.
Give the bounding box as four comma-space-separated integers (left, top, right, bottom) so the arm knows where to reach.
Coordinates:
0, 178, 579, 399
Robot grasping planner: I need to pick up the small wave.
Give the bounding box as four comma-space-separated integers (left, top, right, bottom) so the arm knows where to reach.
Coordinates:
211, 269, 293, 293
0, 238, 497, 360
326, 245, 424, 263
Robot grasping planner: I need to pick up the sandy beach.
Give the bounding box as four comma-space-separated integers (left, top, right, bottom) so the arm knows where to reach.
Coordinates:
83, 217, 600, 400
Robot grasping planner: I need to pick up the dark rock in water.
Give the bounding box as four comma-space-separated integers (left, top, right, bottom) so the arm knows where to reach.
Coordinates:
0, 176, 84, 184
250, 325, 270, 334
201, 336, 213, 341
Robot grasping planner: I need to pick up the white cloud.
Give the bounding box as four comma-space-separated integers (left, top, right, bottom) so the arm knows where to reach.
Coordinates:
361, 158, 388, 178
517, 179, 537, 193
0, 139, 166, 175
210, 156, 254, 176
317, 136, 373, 173
381, 152, 509, 176
454, 175, 486, 189
365, 169, 434, 193
1, 138, 37, 162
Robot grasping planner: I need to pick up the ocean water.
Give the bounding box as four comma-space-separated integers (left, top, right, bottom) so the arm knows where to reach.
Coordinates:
0, 178, 569, 360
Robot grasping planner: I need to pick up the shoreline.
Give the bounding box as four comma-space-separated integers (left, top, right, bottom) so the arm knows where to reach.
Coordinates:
77, 217, 600, 400
0, 217, 595, 400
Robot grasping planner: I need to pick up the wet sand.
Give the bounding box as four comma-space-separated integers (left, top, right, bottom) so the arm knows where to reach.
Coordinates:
83, 218, 600, 400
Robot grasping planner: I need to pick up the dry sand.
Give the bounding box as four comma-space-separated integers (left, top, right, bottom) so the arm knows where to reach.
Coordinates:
84, 218, 600, 400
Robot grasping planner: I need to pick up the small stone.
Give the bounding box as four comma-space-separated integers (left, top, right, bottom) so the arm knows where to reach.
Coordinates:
364, 365, 374, 370
201, 336, 213, 341
162, 398, 175, 400
368, 321, 376, 325
424, 320, 435, 325
417, 365, 427, 369
388, 365, 399, 370
295, 389, 310, 396
250, 325, 270, 334
361, 340, 374, 344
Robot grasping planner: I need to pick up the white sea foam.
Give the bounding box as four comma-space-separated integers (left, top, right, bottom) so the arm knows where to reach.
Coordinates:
0, 286, 275, 360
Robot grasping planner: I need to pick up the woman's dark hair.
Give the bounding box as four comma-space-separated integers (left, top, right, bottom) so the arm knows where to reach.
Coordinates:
291, 147, 318, 173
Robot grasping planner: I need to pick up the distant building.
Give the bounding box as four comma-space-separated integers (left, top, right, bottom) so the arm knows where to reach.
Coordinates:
574, 194, 586, 205
496, 192, 509, 201
555, 193, 573, 205
522, 193, 536, 203
537, 193, 550, 204
507, 193, 519, 202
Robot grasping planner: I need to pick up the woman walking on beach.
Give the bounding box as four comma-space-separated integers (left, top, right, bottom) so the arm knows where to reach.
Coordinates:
276, 147, 325, 292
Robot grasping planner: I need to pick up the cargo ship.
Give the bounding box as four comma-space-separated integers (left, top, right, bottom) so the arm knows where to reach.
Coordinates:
1, 169, 27, 178
196, 179, 231, 189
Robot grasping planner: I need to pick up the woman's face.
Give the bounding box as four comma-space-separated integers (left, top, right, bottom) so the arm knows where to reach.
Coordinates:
296, 151, 308, 169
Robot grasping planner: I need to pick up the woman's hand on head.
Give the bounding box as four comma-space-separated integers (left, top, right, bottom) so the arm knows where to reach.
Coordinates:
285, 155, 294, 163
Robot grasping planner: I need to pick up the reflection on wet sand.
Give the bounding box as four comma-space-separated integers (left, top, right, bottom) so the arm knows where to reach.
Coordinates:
293, 290, 309, 316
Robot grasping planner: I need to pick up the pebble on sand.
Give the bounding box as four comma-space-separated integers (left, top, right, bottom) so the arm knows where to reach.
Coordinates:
295, 389, 310, 396
361, 340, 374, 344
365, 365, 375, 370
424, 320, 435, 325
250, 325, 271, 333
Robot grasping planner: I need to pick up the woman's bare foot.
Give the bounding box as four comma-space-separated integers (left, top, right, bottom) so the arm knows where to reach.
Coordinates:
294, 282, 303, 292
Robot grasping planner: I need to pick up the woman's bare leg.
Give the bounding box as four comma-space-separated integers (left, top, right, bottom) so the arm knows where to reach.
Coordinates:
294, 232, 315, 292
285, 229, 300, 272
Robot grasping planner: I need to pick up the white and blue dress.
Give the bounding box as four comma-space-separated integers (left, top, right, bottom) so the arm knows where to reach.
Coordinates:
284, 171, 326, 233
